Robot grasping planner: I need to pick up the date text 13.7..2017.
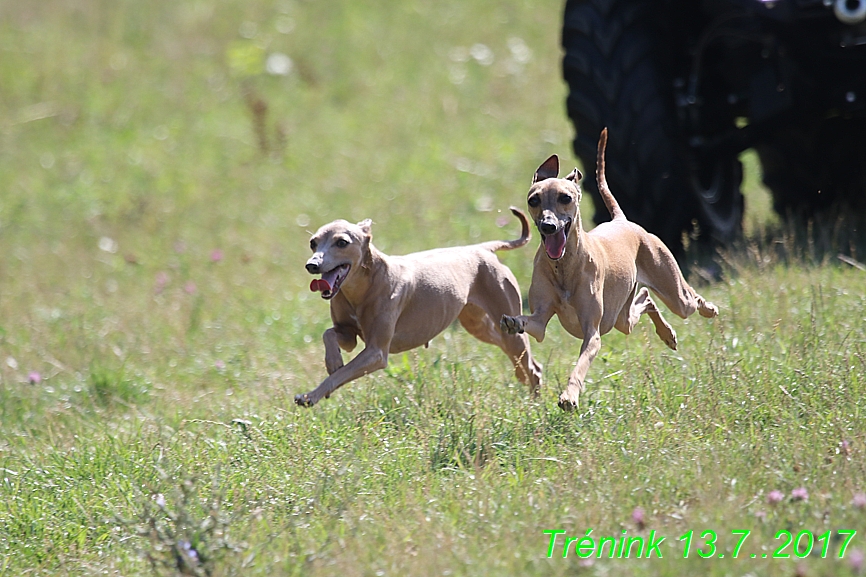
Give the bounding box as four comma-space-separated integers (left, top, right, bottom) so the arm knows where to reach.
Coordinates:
544, 529, 857, 560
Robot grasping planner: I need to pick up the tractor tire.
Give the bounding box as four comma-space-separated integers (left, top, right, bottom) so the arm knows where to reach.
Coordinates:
756, 118, 866, 219
562, 0, 743, 253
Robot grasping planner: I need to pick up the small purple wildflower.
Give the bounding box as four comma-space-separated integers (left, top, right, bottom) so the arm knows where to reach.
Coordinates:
791, 487, 808, 501
755, 510, 767, 522
853, 493, 866, 508
184, 281, 197, 295
155, 271, 169, 294
767, 490, 785, 505
631, 506, 646, 529
28, 371, 42, 385
214, 360, 226, 371
210, 249, 223, 263
849, 549, 864, 572
179, 540, 199, 563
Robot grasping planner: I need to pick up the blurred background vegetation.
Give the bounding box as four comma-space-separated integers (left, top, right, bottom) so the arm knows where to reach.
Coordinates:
0, 0, 579, 404
4, 1, 863, 576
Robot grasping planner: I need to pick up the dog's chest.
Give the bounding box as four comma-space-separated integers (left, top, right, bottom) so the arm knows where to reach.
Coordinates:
555, 296, 586, 339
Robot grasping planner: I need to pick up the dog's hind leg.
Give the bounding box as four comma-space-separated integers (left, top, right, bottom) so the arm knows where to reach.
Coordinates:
648, 281, 718, 321
637, 241, 719, 320
614, 286, 677, 350
458, 303, 503, 346
459, 303, 543, 396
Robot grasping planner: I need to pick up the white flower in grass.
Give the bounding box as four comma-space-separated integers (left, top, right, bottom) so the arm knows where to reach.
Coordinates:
470, 43, 494, 66
507, 37, 532, 64
266, 53, 293, 76
99, 237, 118, 254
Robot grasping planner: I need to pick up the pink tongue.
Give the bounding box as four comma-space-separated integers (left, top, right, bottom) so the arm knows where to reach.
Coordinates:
322, 268, 341, 290
544, 229, 567, 259
310, 279, 332, 293
309, 267, 343, 293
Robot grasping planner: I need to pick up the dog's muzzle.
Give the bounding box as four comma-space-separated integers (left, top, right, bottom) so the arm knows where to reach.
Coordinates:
538, 219, 558, 236
538, 218, 572, 260
306, 254, 324, 274
309, 264, 351, 300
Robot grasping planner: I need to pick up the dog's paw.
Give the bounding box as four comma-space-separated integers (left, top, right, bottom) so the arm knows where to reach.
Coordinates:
294, 393, 316, 408
657, 326, 678, 351
500, 314, 525, 335
699, 300, 719, 318
558, 380, 583, 411
558, 390, 580, 412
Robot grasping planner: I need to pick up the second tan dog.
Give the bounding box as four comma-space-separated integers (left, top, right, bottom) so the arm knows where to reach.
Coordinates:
295, 208, 543, 407
501, 129, 718, 410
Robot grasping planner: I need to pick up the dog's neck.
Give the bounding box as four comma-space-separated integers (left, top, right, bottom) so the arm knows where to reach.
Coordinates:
335, 243, 387, 306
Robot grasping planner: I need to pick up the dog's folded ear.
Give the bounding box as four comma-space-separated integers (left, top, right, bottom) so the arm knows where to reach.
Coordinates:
357, 219, 373, 236
565, 168, 583, 182
533, 155, 559, 184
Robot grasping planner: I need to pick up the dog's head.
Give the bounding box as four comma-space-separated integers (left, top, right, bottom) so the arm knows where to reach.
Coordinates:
526, 155, 582, 260
306, 218, 372, 300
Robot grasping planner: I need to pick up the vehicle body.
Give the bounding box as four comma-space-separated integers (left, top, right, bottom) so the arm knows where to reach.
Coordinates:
562, 0, 866, 254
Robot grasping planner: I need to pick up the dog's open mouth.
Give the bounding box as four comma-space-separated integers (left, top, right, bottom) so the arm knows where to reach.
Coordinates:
541, 219, 571, 260
309, 264, 350, 300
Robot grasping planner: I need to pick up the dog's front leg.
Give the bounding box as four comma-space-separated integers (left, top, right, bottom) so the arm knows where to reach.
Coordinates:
559, 323, 602, 412
295, 345, 389, 407
323, 326, 357, 374
297, 317, 395, 407
323, 329, 344, 375
500, 304, 555, 343
501, 274, 558, 342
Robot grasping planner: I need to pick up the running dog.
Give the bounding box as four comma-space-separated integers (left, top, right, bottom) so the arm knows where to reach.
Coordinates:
296, 209, 543, 407
501, 129, 718, 410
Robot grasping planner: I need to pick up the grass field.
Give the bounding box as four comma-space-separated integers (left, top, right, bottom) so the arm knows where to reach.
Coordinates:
2, 1, 866, 575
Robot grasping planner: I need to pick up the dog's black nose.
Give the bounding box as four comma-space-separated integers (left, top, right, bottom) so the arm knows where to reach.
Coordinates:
305, 262, 320, 274
538, 221, 558, 235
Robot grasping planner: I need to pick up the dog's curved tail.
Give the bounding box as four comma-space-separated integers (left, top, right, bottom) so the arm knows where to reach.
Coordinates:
480, 207, 531, 252
597, 127, 626, 221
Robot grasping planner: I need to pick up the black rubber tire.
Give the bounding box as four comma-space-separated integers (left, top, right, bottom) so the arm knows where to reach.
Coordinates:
691, 151, 744, 244
756, 118, 866, 219
561, 0, 743, 252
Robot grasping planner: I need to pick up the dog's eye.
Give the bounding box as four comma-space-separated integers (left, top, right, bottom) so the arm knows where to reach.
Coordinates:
527, 195, 540, 208
557, 194, 572, 205
310, 240, 317, 251
335, 238, 349, 248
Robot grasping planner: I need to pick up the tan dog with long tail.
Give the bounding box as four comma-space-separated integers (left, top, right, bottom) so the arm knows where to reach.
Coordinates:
296, 209, 542, 407
501, 129, 718, 410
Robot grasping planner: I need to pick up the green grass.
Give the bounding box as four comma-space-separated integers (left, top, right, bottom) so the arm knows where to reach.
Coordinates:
1, 1, 866, 575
